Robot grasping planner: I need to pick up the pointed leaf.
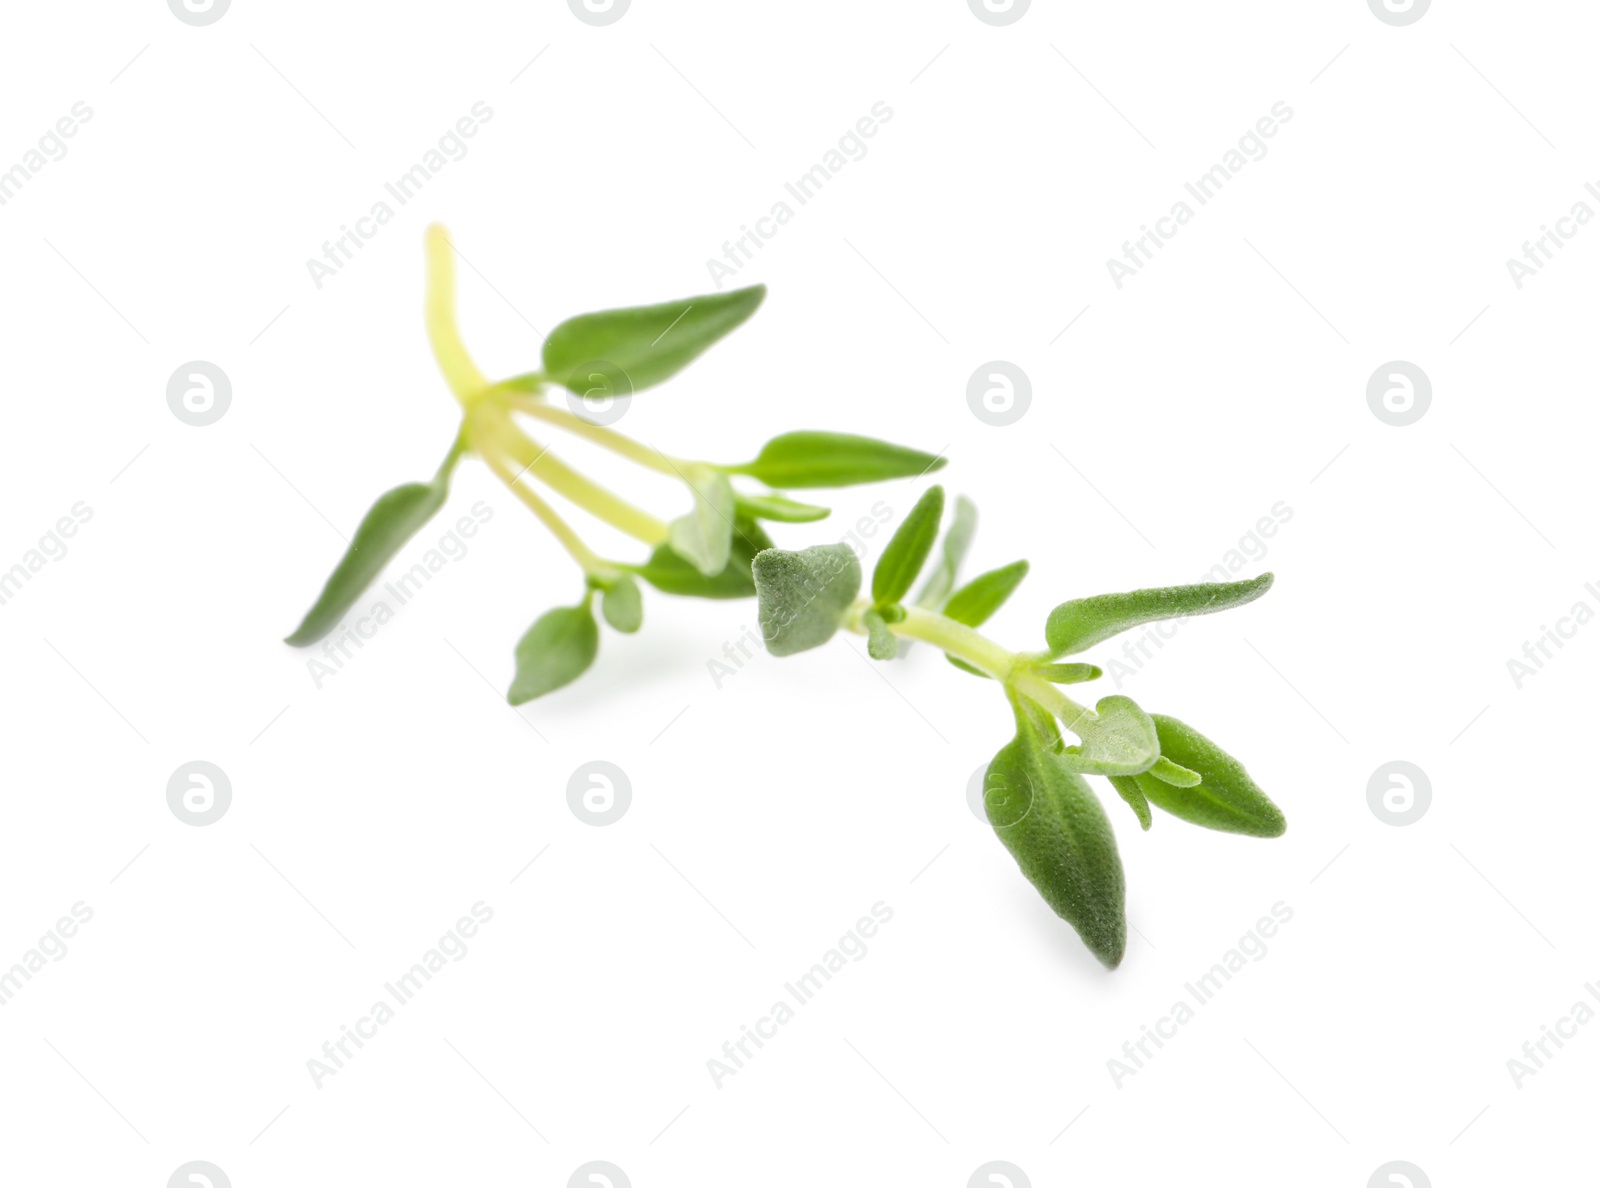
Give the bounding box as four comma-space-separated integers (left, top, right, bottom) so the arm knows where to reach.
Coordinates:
730, 432, 945, 489
947, 655, 991, 678
1107, 775, 1153, 831
871, 486, 944, 605
752, 544, 862, 657
732, 492, 830, 523
543, 285, 765, 395
944, 560, 1029, 628
667, 466, 735, 576
508, 602, 599, 704
1133, 714, 1286, 837
915, 495, 978, 608
984, 703, 1127, 968
1045, 573, 1275, 657
600, 575, 643, 633
285, 438, 464, 646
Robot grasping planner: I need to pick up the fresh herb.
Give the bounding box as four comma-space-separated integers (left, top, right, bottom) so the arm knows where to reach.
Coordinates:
284, 226, 943, 698
751, 485, 1284, 968
285, 227, 1284, 971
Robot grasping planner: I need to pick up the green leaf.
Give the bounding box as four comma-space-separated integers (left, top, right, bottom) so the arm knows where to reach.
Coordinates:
947, 655, 991, 678
864, 609, 897, 660
871, 486, 944, 605
668, 466, 735, 576
752, 543, 862, 657
628, 518, 771, 599
915, 495, 977, 608
1132, 714, 1286, 837
508, 601, 600, 704
1045, 573, 1274, 657
984, 700, 1127, 968
1055, 695, 1160, 776
600, 575, 643, 633
542, 284, 765, 395
944, 560, 1029, 628
1033, 662, 1101, 685
1107, 775, 1153, 831
1148, 756, 1201, 787
284, 435, 464, 646
730, 432, 945, 489
732, 492, 831, 523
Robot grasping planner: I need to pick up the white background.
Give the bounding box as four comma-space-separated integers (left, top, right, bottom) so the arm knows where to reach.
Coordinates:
0, 1, 1592, 1185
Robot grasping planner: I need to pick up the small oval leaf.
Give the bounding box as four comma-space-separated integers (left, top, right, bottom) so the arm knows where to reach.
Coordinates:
871, 486, 944, 606
1045, 573, 1274, 657
1055, 695, 1160, 776
731, 432, 946, 489
508, 602, 600, 704
864, 609, 897, 660
752, 544, 862, 657
600, 575, 643, 633
542, 285, 765, 395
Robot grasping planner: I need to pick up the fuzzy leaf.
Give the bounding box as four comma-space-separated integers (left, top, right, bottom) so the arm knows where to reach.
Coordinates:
1054, 695, 1160, 777
1133, 714, 1286, 837
1107, 775, 1153, 831
985, 704, 1127, 968
752, 544, 862, 657
864, 609, 897, 660
1045, 573, 1274, 657
1033, 662, 1102, 685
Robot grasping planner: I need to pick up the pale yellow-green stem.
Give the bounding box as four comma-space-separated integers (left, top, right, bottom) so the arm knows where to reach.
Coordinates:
424, 224, 489, 404
869, 604, 1097, 732
478, 445, 615, 579
470, 403, 671, 546
495, 389, 686, 478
